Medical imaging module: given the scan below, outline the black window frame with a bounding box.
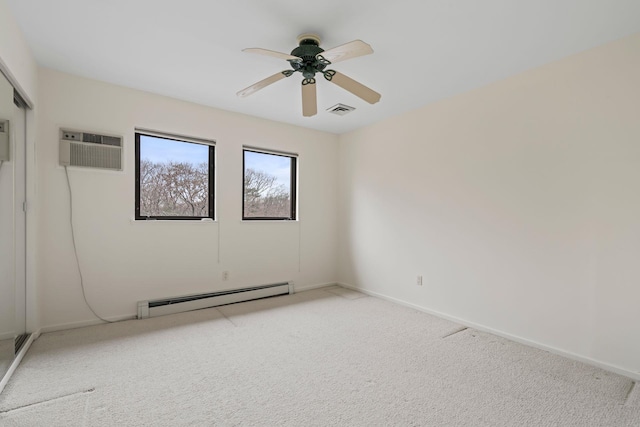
[242,148,297,221]
[135,131,215,220]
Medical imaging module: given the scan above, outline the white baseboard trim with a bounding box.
[337,282,640,381]
[0,331,37,395]
[40,314,137,334]
[293,282,338,293]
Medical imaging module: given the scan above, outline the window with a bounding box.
[135,131,214,220]
[243,148,297,220]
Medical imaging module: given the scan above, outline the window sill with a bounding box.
[130,218,217,224]
[240,219,299,224]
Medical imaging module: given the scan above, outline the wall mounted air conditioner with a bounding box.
[0,119,9,161]
[59,128,122,171]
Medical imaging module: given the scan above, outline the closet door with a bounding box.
[0,72,15,380]
[0,71,27,382]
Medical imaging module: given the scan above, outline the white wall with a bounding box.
[338,33,640,375]
[37,68,338,330]
[0,0,37,104]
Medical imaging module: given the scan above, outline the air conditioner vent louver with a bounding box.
[102,136,122,147]
[70,143,121,170]
[327,103,355,116]
[60,128,122,171]
[82,133,102,144]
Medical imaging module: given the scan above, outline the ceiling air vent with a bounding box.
[59,128,123,171]
[327,103,355,116]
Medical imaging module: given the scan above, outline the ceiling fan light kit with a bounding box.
[238,34,381,117]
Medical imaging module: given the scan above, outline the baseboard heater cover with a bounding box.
[137,282,293,319]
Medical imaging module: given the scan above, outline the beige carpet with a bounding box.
[0,286,638,426]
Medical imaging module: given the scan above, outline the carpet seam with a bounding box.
[323,288,368,300]
[0,388,95,414]
[216,307,237,327]
[623,381,636,406]
[441,326,468,339]
[82,386,92,427]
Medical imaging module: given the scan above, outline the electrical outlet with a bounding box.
[222,271,229,281]
[416,275,423,286]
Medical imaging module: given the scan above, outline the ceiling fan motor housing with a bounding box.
[290,37,326,79]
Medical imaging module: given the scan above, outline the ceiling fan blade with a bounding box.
[317,40,373,64]
[243,48,302,63]
[237,71,293,98]
[301,79,317,117]
[324,70,381,104]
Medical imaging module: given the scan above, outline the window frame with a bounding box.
[135,131,215,221]
[242,148,297,221]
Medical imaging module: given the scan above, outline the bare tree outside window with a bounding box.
[243,150,296,220]
[135,134,214,219]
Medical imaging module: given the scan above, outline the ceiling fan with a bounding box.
[237,34,381,117]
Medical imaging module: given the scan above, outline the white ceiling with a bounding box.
[6,0,640,134]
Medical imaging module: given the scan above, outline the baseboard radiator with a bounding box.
[137,282,293,319]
